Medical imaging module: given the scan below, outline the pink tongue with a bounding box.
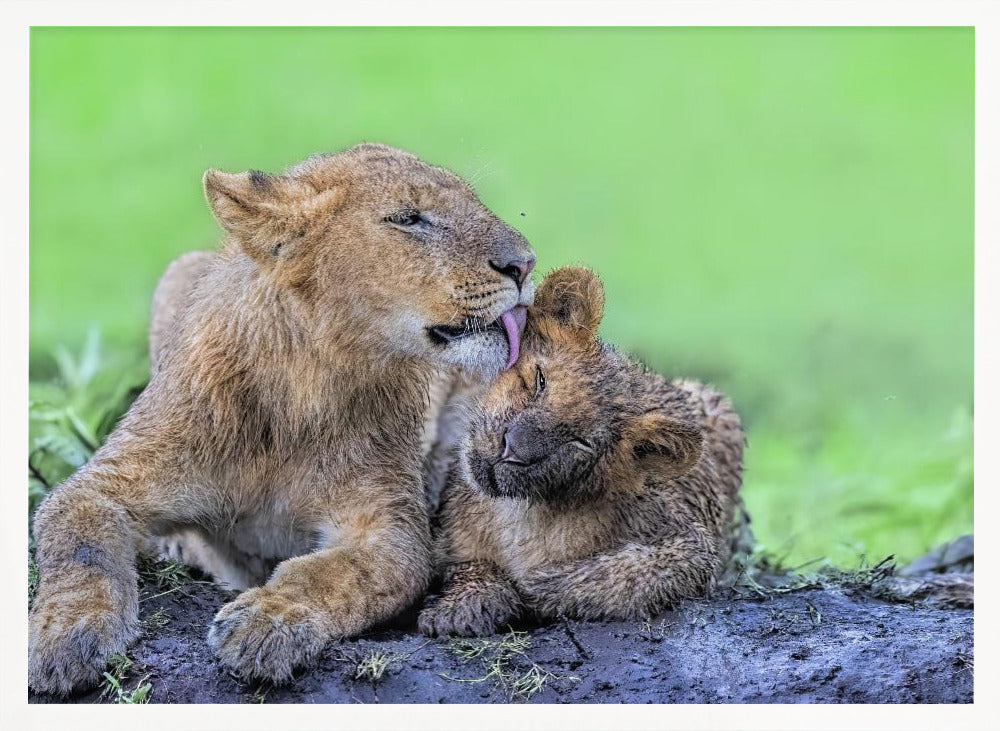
[500,309,521,371]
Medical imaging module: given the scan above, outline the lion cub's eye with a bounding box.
[535,365,546,395]
[384,210,425,227]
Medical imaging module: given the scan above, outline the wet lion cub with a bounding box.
[419,267,745,636]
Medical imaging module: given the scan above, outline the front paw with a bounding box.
[418,590,520,637]
[29,593,140,696]
[207,587,329,683]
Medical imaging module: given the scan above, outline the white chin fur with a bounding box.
[438,332,509,377]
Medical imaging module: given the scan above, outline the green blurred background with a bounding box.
[29,27,973,566]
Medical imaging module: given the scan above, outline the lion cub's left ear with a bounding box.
[204,170,311,233]
[624,411,703,479]
[534,266,605,339]
[203,170,342,263]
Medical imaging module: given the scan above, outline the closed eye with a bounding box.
[569,438,595,454]
[383,209,427,227]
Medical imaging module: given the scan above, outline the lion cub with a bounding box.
[29,143,536,694]
[419,267,745,636]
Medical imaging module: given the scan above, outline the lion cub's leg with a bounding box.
[418,561,524,637]
[29,412,197,695]
[417,482,521,637]
[206,474,433,683]
[519,527,722,621]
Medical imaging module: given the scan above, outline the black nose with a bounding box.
[500,421,547,466]
[500,429,529,465]
[489,256,536,289]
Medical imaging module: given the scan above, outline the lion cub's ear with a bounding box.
[534,266,605,338]
[624,411,703,479]
[204,170,304,233]
[203,169,341,262]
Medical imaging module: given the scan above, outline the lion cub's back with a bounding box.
[668,377,751,566]
[670,378,745,501]
[149,250,216,372]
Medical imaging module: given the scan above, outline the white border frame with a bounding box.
[1,2,994,729]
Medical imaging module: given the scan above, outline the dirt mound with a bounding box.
[29,563,973,704]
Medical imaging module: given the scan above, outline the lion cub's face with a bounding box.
[461,267,703,502]
[203,143,535,375]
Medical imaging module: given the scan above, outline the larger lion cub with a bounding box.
[29,144,536,694]
[419,267,745,636]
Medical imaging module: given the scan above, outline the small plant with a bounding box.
[448,631,530,662]
[142,608,170,632]
[832,554,897,590]
[509,664,567,700]
[725,547,898,601]
[442,630,577,702]
[335,642,430,687]
[135,556,215,604]
[640,618,670,639]
[102,673,153,704]
[139,557,192,590]
[725,547,824,599]
[100,653,152,704]
[354,650,401,682]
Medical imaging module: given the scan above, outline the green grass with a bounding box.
[100,653,152,704]
[28,331,147,519]
[28,27,972,565]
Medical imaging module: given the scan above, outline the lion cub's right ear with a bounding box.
[203,169,341,262]
[624,411,703,480]
[534,266,605,339]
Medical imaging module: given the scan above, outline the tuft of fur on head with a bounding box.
[532,265,605,339]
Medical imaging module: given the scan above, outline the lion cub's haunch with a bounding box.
[419,267,746,636]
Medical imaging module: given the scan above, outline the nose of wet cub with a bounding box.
[499,420,544,466]
[489,256,536,289]
[500,430,526,465]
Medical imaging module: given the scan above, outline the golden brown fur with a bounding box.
[29,143,535,694]
[151,265,483,587]
[419,267,746,636]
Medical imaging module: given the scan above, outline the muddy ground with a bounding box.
[29,568,973,704]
